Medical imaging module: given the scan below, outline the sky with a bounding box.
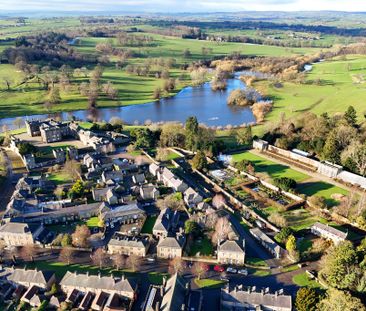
[0,0,366,13]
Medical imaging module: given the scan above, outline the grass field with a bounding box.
[194,278,226,288]
[292,272,322,288]
[47,171,72,185]
[231,151,310,182]
[188,237,214,256]
[255,55,366,134]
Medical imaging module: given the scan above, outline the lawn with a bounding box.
[231,151,310,182]
[248,268,272,277]
[194,278,227,288]
[86,216,101,228]
[299,181,349,206]
[48,171,73,185]
[189,237,214,256]
[148,272,169,285]
[245,257,268,267]
[282,264,300,273]
[141,216,157,234]
[23,261,133,279]
[292,272,321,288]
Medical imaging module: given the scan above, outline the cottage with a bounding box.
[1,268,56,290]
[101,170,124,184]
[249,228,284,259]
[311,222,347,245]
[149,163,160,177]
[221,285,292,311]
[107,233,150,257]
[218,240,246,265]
[60,271,136,300]
[152,208,178,239]
[132,173,145,185]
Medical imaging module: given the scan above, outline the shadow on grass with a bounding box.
[298,181,340,206]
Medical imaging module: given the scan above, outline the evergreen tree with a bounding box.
[295,287,319,311]
[185,116,199,151]
[322,130,340,163]
[344,106,357,127]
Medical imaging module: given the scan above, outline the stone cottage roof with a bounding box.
[219,240,245,254]
[311,222,348,240]
[157,236,183,249]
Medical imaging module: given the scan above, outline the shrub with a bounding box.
[308,195,327,209]
[274,177,297,192]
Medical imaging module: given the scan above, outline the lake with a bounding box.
[0,72,259,131]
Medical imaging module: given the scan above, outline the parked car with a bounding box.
[146,257,156,263]
[238,269,248,276]
[214,265,225,273]
[226,267,237,274]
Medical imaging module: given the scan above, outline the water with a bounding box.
[0,72,260,131]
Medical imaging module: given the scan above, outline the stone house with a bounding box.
[1,267,56,290]
[157,235,184,259]
[92,187,119,205]
[249,228,284,259]
[0,223,39,246]
[217,240,246,265]
[311,222,347,245]
[107,233,150,257]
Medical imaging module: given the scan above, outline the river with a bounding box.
[0,72,261,131]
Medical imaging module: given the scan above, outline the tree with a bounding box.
[72,224,91,248]
[318,288,366,311]
[69,179,85,199]
[236,126,252,145]
[319,241,359,290]
[169,257,186,274]
[19,244,36,262]
[192,262,209,280]
[322,130,341,163]
[153,87,162,100]
[211,216,230,246]
[112,253,126,270]
[184,220,200,237]
[344,106,357,127]
[159,123,186,148]
[308,195,327,209]
[212,193,226,209]
[61,234,72,247]
[268,213,288,228]
[342,142,366,176]
[63,159,81,181]
[91,248,108,269]
[156,193,185,211]
[59,247,75,265]
[275,227,293,244]
[191,151,208,170]
[17,142,37,155]
[48,86,61,106]
[3,77,13,90]
[295,287,319,311]
[13,117,23,129]
[286,234,299,261]
[126,254,141,272]
[273,177,297,192]
[185,116,199,151]
[183,48,191,58]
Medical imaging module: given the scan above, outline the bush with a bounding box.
[308,195,327,209]
[274,177,297,192]
[275,227,293,244]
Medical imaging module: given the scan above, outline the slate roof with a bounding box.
[60,272,135,294]
[0,222,31,234]
[223,286,292,311]
[311,222,348,240]
[161,273,187,311]
[109,233,149,248]
[157,236,183,249]
[219,240,245,254]
[3,268,54,287]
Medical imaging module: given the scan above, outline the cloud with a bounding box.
[0,0,366,12]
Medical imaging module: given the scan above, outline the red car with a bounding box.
[214,265,225,273]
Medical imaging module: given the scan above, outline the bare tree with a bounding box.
[3,77,13,90]
[91,248,108,269]
[192,262,209,280]
[112,253,126,270]
[211,216,230,246]
[168,257,186,275]
[126,254,142,272]
[63,159,81,181]
[212,194,226,209]
[72,225,91,248]
[12,117,24,129]
[19,245,37,262]
[59,247,75,265]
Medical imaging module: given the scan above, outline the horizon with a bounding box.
[2,0,366,15]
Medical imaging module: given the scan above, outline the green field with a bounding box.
[0,24,320,118]
[256,55,366,131]
[231,151,310,182]
[141,216,157,234]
